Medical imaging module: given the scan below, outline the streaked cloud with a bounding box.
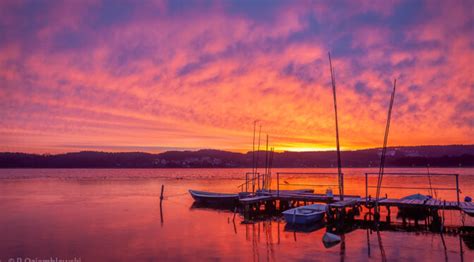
[0,0,472,153]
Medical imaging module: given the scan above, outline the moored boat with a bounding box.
[282,204,327,225]
[189,190,239,206]
[397,193,432,220]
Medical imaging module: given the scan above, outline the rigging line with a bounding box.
[164,192,189,198]
[328,52,344,199]
[426,164,437,198]
[375,79,397,201]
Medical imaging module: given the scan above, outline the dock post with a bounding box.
[277,172,280,197]
[365,173,368,205]
[244,204,250,221]
[455,174,460,205]
[386,206,391,223]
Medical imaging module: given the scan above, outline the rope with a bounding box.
[165,192,189,198]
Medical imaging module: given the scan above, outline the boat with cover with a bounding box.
[397,193,432,220]
[189,190,239,205]
[282,204,327,225]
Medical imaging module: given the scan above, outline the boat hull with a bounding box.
[397,193,432,220]
[189,190,239,206]
[283,212,325,225]
[282,204,327,225]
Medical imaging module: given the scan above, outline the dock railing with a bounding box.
[237,172,262,193]
[275,172,341,197]
[364,172,460,205]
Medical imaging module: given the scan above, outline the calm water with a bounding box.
[0,168,472,261]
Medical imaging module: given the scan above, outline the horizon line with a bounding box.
[1,143,473,156]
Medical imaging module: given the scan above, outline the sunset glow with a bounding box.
[0,0,473,153]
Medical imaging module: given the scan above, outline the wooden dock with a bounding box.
[361,197,474,212]
[238,191,474,222]
[233,171,472,230]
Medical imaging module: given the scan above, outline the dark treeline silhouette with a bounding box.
[0,145,473,168]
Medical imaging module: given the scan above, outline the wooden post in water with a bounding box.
[455,174,460,205]
[277,172,280,197]
[160,184,164,226]
[160,184,165,202]
[365,173,369,205]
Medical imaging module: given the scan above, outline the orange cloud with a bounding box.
[0,0,472,153]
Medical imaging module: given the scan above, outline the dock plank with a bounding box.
[426,199,436,206]
[329,199,359,208]
[240,195,273,204]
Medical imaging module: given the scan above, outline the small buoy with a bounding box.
[322,232,341,248]
[465,196,472,202]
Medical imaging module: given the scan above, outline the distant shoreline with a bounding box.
[1,145,473,168]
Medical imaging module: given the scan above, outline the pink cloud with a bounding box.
[0,0,473,153]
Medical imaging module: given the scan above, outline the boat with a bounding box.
[397,193,432,220]
[401,193,432,202]
[282,204,327,225]
[189,190,239,206]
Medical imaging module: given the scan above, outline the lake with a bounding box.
[0,168,472,261]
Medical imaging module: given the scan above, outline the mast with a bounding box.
[252,120,257,175]
[255,125,262,190]
[269,147,274,190]
[375,79,397,202]
[328,52,344,200]
[264,134,269,190]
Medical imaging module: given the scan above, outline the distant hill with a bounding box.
[0,145,473,168]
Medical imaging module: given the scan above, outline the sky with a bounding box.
[0,0,473,154]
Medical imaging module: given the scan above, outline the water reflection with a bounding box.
[284,221,325,233]
[0,168,472,261]
[237,217,471,261]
